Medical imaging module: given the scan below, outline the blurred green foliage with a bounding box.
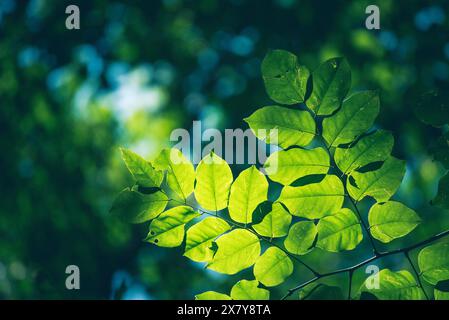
[0,0,448,299]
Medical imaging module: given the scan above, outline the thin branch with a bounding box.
[404,251,429,300]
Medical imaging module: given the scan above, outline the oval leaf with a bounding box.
[228,166,268,224]
[284,221,317,255]
[368,201,421,243]
[194,152,233,212]
[195,291,232,300]
[418,241,449,285]
[252,202,292,238]
[278,175,345,219]
[207,229,261,275]
[253,247,293,287]
[120,148,163,187]
[230,280,270,300]
[244,106,316,149]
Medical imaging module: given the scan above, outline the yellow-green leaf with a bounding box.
[184,217,231,262]
[230,280,269,300]
[244,106,316,149]
[284,221,317,255]
[194,152,233,211]
[252,202,292,238]
[418,241,449,285]
[195,291,232,300]
[278,175,345,219]
[207,229,260,275]
[120,148,163,187]
[228,166,268,224]
[264,147,330,185]
[145,206,199,247]
[253,247,293,287]
[368,201,421,243]
[154,148,195,201]
[317,208,363,252]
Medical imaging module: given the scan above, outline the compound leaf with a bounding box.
[154,148,195,201]
[284,221,317,255]
[360,269,424,300]
[317,208,363,252]
[207,229,260,275]
[278,175,345,219]
[120,148,163,187]
[368,201,421,243]
[194,152,233,212]
[307,57,351,115]
[418,241,449,285]
[264,147,330,185]
[110,188,168,223]
[261,49,309,104]
[252,202,292,238]
[253,247,293,287]
[228,166,268,224]
[145,206,200,247]
[334,130,394,174]
[230,280,270,300]
[244,106,315,149]
[347,157,406,202]
[184,217,231,262]
[322,91,380,147]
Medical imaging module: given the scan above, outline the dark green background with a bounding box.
[0,0,448,299]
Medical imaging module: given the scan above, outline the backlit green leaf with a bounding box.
[110,188,168,223]
[228,166,268,224]
[253,247,293,287]
[154,148,195,201]
[264,147,330,185]
[322,91,380,147]
[145,206,199,247]
[252,202,292,238]
[284,221,317,255]
[230,280,270,300]
[347,157,406,202]
[194,152,233,212]
[184,217,231,262]
[317,208,363,252]
[278,175,345,219]
[195,291,232,300]
[244,106,315,149]
[334,130,394,174]
[120,148,163,187]
[360,269,424,300]
[368,201,421,243]
[261,49,309,105]
[418,241,449,285]
[207,229,261,275]
[307,57,351,115]
[432,172,449,210]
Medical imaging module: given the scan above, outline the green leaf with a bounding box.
[207,229,261,275]
[195,291,232,300]
[430,132,449,169]
[194,152,233,212]
[360,269,424,300]
[368,201,421,243]
[414,90,449,127]
[278,175,345,219]
[252,202,292,238]
[184,217,231,262]
[120,148,163,187]
[307,57,351,115]
[435,289,449,300]
[435,280,449,300]
[253,247,293,287]
[144,206,199,247]
[334,130,394,174]
[322,91,380,147]
[284,221,317,255]
[244,106,316,149]
[317,208,363,252]
[230,280,270,300]
[299,284,345,300]
[154,148,195,201]
[261,49,309,105]
[418,241,449,285]
[264,147,330,185]
[228,166,268,224]
[110,188,168,223]
[431,172,449,210]
[347,157,406,202]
